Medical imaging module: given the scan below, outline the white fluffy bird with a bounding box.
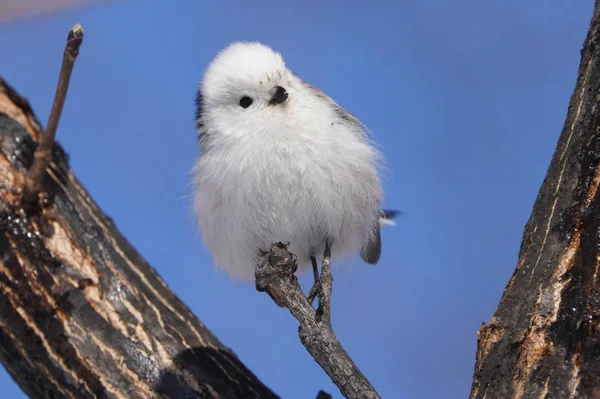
[192,42,394,280]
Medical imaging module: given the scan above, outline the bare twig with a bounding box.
[316,243,332,322]
[256,242,381,399]
[22,23,84,204]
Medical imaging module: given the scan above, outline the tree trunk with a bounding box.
[0,77,277,398]
[470,3,600,398]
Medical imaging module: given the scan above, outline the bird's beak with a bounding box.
[270,86,288,105]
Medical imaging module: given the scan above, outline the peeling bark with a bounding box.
[0,77,277,398]
[470,3,600,398]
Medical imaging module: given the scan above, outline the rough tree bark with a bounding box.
[255,243,379,399]
[0,78,278,397]
[470,3,600,399]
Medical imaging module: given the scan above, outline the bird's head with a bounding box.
[196,42,295,141]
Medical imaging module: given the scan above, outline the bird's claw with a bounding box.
[307,281,323,305]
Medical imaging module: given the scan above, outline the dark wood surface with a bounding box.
[0,77,277,399]
[470,3,600,398]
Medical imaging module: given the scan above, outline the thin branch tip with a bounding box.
[66,24,84,56]
[22,24,84,205]
[71,23,84,36]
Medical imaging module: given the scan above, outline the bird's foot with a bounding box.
[307,281,323,305]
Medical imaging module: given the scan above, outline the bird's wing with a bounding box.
[195,90,215,150]
[301,77,400,264]
[360,223,382,264]
[361,209,400,264]
[299,78,369,137]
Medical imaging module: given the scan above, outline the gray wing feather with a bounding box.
[303,77,399,264]
[299,78,370,138]
[360,223,382,265]
[361,209,400,265]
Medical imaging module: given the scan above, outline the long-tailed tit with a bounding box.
[192,42,395,281]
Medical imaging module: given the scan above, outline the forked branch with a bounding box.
[255,242,380,399]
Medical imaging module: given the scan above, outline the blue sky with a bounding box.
[0,1,593,398]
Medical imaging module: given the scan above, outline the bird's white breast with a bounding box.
[193,95,382,279]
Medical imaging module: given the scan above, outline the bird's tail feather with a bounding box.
[379,209,400,227]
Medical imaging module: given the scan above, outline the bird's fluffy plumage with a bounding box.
[192,42,384,279]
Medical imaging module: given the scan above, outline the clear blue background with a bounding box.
[0,1,593,398]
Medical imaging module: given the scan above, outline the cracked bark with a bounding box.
[0,77,278,398]
[470,3,600,398]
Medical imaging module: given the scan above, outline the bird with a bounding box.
[192,42,395,283]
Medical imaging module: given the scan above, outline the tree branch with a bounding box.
[470,3,600,398]
[256,242,380,399]
[23,23,83,205]
[0,48,279,399]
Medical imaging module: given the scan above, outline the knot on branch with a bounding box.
[255,242,298,297]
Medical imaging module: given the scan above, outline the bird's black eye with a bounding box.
[239,96,253,108]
